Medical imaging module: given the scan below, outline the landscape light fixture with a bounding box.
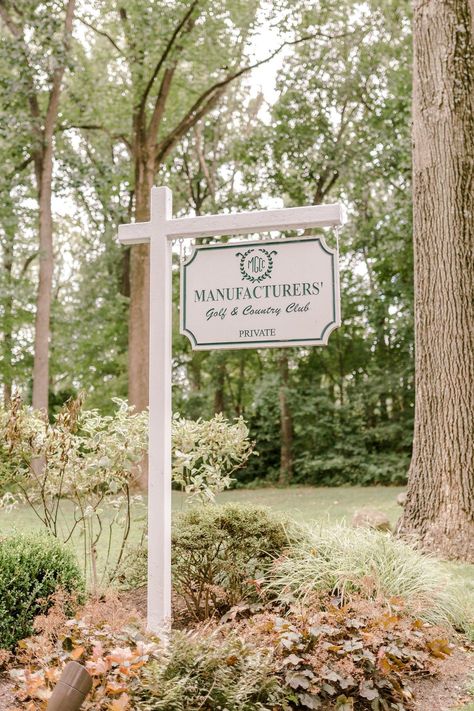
[46,661,92,711]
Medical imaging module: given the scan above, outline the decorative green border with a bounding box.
[180,236,339,349]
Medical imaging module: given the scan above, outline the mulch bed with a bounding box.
[0,588,472,711]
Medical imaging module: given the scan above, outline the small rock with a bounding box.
[352,508,392,532]
[397,492,408,507]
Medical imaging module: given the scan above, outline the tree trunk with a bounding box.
[31,0,76,412]
[128,153,155,412]
[399,0,474,561]
[213,357,226,414]
[1,208,14,406]
[31,150,54,411]
[279,351,293,485]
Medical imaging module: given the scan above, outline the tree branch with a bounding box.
[58,124,132,152]
[155,86,227,167]
[77,15,123,54]
[154,32,324,168]
[43,0,76,144]
[139,0,199,116]
[147,64,177,141]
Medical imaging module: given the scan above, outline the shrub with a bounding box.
[265,524,474,634]
[172,504,293,619]
[1,399,254,586]
[172,413,255,502]
[0,395,148,588]
[135,629,283,711]
[0,532,83,649]
[119,504,294,619]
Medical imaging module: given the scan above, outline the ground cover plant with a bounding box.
[3,507,472,710]
[135,629,284,710]
[6,586,471,711]
[7,591,161,710]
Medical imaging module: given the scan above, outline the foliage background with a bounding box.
[0,0,413,486]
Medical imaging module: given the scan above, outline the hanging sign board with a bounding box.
[180,236,340,350]
[119,188,345,632]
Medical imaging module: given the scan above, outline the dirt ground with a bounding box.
[0,676,18,711]
[410,643,473,710]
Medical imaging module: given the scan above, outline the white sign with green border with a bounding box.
[181,237,340,349]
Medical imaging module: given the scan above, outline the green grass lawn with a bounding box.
[1,485,472,589]
[0,484,405,540]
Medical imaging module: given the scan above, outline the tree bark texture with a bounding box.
[400,0,474,560]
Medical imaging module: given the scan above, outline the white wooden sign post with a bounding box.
[118,186,345,632]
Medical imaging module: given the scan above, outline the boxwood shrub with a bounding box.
[0,531,83,649]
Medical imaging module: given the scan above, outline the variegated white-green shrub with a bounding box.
[172,412,255,503]
[0,395,148,589]
[0,397,254,587]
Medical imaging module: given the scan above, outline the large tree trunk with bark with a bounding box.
[399,0,474,561]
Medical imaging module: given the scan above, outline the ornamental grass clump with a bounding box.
[266,524,474,634]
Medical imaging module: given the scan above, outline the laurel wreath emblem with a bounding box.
[235,248,277,283]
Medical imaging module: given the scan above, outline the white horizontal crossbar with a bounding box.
[118,220,151,245]
[118,203,344,246]
[166,204,344,239]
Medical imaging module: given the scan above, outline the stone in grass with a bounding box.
[352,508,392,532]
[397,492,408,507]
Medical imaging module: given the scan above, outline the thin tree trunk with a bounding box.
[2,209,14,406]
[279,351,293,485]
[32,151,54,411]
[31,0,76,411]
[399,0,474,561]
[213,358,226,414]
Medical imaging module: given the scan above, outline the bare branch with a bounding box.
[193,123,215,200]
[147,65,177,141]
[77,15,123,54]
[21,251,38,275]
[14,154,33,173]
[155,86,227,167]
[58,124,132,152]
